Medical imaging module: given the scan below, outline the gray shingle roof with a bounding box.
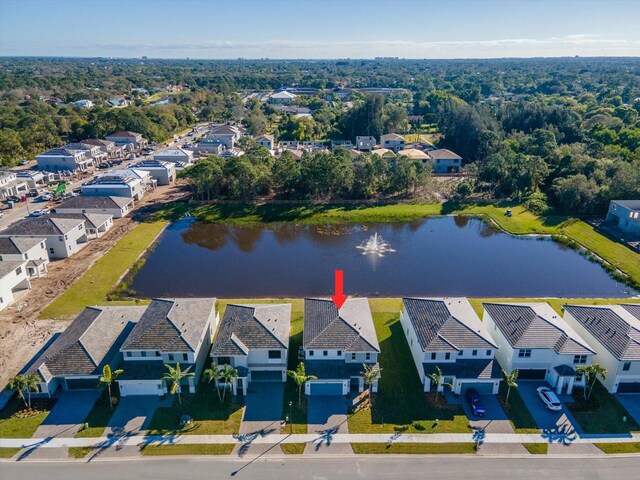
[0,261,26,279]
[28,306,146,381]
[483,303,594,355]
[403,298,497,352]
[303,298,380,352]
[621,304,640,321]
[564,305,640,361]
[50,213,112,229]
[426,359,500,380]
[0,237,44,255]
[0,217,84,237]
[56,195,133,210]
[121,298,216,353]
[212,304,291,356]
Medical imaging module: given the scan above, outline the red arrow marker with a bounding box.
[331,269,348,310]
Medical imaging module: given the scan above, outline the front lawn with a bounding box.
[567,383,640,435]
[281,309,308,434]
[595,442,640,454]
[280,443,306,454]
[0,447,20,458]
[497,382,540,433]
[347,313,471,434]
[68,446,94,458]
[147,387,243,435]
[0,397,51,438]
[140,444,235,456]
[351,443,476,454]
[523,443,548,454]
[75,390,116,438]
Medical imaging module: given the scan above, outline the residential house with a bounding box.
[219,148,245,158]
[255,135,275,151]
[0,261,30,311]
[73,99,94,109]
[325,87,354,101]
[26,305,146,396]
[154,148,194,166]
[35,147,94,172]
[201,125,245,150]
[50,213,113,239]
[269,91,297,105]
[211,303,291,395]
[0,171,28,199]
[331,140,354,151]
[117,298,218,396]
[65,143,108,166]
[370,148,395,157]
[397,148,429,161]
[401,298,500,394]
[564,304,640,393]
[303,298,380,396]
[605,200,640,234]
[428,149,462,174]
[105,131,148,152]
[483,303,595,394]
[194,138,224,156]
[0,217,88,259]
[82,169,154,201]
[278,141,299,151]
[0,237,49,278]
[355,136,377,152]
[131,160,176,185]
[82,139,125,159]
[53,195,133,218]
[16,170,51,190]
[107,95,130,108]
[380,133,406,152]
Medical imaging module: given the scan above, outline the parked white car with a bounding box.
[29,209,49,217]
[536,386,562,411]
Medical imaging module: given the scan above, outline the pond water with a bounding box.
[131,217,636,298]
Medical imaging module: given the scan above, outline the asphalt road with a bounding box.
[1,456,636,480]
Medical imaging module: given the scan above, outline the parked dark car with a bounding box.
[465,388,486,416]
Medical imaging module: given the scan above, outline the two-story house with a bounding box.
[154,148,194,166]
[302,298,380,396]
[483,303,595,394]
[0,237,49,278]
[380,133,406,153]
[0,171,29,199]
[35,148,94,172]
[131,160,176,185]
[355,136,377,151]
[401,297,500,394]
[0,261,30,312]
[81,169,154,201]
[105,131,148,151]
[202,125,245,150]
[117,298,218,396]
[210,303,291,395]
[0,217,88,259]
[82,139,125,159]
[428,149,463,174]
[564,304,640,393]
[54,195,134,218]
[605,200,640,234]
[255,135,275,151]
[269,91,297,105]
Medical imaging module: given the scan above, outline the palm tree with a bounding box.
[23,373,40,408]
[99,365,124,409]
[218,365,239,402]
[362,363,382,398]
[427,366,450,402]
[501,369,519,404]
[576,364,607,401]
[162,363,195,406]
[287,362,317,406]
[8,375,28,408]
[203,363,223,402]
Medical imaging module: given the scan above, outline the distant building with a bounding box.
[200,125,245,150]
[54,195,133,218]
[131,160,176,185]
[331,140,354,151]
[0,171,28,199]
[397,148,429,160]
[325,87,355,101]
[268,91,297,105]
[82,169,155,201]
[105,131,148,151]
[153,148,194,166]
[82,139,125,159]
[380,133,406,153]
[255,134,275,150]
[15,170,51,190]
[73,99,94,109]
[606,200,640,234]
[35,148,95,172]
[428,149,462,174]
[355,136,377,151]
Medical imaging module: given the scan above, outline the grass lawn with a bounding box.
[143,90,189,104]
[567,383,640,435]
[351,443,476,454]
[68,446,94,459]
[348,312,471,434]
[280,443,306,454]
[595,442,640,454]
[39,221,166,320]
[75,390,116,438]
[497,382,540,433]
[0,447,20,458]
[147,387,243,436]
[281,308,308,434]
[0,397,51,438]
[141,444,235,456]
[523,443,548,454]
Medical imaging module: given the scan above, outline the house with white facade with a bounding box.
[54,195,133,218]
[51,213,113,239]
[117,298,218,396]
[36,147,97,172]
[201,125,245,150]
[73,99,94,109]
[153,148,194,166]
[483,303,595,394]
[0,217,88,259]
[16,170,51,190]
[401,298,500,395]
[269,91,297,105]
[105,131,148,151]
[27,305,146,396]
[355,136,377,151]
[0,237,49,278]
[605,200,640,234]
[564,304,640,393]
[0,261,30,312]
[82,169,154,201]
[82,139,125,159]
[210,303,291,395]
[428,149,463,174]
[380,133,406,152]
[255,135,275,151]
[0,171,28,199]
[131,160,176,185]
[302,298,380,396]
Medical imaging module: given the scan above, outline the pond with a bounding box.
[131,217,636,298]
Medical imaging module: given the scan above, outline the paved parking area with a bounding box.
[107,395,160,436]
[616,394,640,424]
[517,382,582,436]
[240,382,284,434]
[33,390,100,438]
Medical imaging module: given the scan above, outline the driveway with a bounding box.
[306,395,352,455]
[235,382,285,457]
[616,394,640,424]
[107,395,160,436]
[517,382,582,438]
[33,390,100,438]
[458,394,515,434]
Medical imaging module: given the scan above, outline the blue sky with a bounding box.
[1,0,639,58]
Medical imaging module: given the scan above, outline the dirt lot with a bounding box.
[0,183,187,391]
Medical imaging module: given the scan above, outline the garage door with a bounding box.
[65,378,98,390]
[251,370,283,382]
[518,369,547,380]
[617,382,640,393]
[459,382,495,395]
[119,380,162,396]
[309,382,343,396]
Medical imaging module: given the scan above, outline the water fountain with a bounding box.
[356,232,396,257]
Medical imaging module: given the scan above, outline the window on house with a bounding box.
[183,353,188,361]
[309,351,314,357]
[365,353,371,360]
[573,355,587,365]
[472,350,478,356]
[268,350,282,359]
[50,248,54,254]
[351,353,356,360]
[126,351,132,357]
[15,266,22,275]
[458,350,464,356]
[623,362,631,371]
[155,351,161,357]
[445,352,451,360]
[168,354,174,361]
[486,350,492,356]
[431,352,437,360]
[337,350,342,357]
[518,349,532,358]
[141,351,147,357]
[323,350,328,357]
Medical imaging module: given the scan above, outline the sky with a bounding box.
[1,0,639,59]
